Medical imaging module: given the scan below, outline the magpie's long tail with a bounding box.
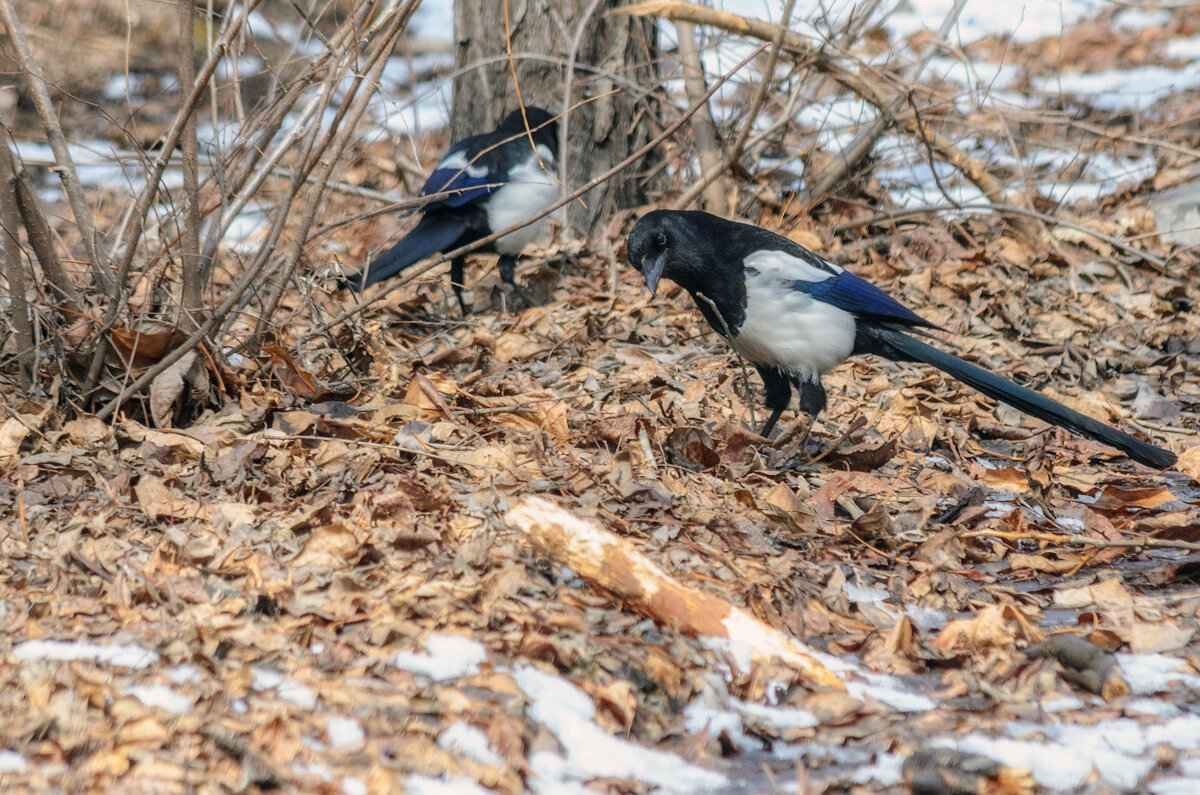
[860,326,1176,469]
[340,214,467,291]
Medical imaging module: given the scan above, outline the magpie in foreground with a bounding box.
[342,107,560,313]
[628,210,1176,469]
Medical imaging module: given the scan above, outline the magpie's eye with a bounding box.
[655,231,668,248]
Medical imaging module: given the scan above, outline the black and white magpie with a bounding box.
[628,210,1176,469]
[342,107,560,313]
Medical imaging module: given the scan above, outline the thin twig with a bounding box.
[805,0,966,203]
[618,0,1010,210]
[254,1,418,338]
[673,0,796,211]
[110,0,260,279]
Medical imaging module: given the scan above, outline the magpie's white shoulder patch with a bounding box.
[438,150,487,178]
[743,248,841,284]
[731,249,855,377]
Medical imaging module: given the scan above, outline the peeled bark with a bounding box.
[451,0,661,234]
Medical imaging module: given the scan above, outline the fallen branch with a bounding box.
[505,496,845,691]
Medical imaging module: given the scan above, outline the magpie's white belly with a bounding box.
[732,269,857,375]
[488,145,559,255]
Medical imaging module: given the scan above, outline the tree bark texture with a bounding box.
[452,0,661,235]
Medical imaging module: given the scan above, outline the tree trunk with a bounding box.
[451,0,661,235]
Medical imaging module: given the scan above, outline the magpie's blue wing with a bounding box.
[419,126,521,209]
[420,169,493,207]
[793,270,939,329]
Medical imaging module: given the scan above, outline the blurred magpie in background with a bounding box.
[342,107,560,313]
[628,210,1176,469]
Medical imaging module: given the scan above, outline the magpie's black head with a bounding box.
[627,210,720,296]
[497,106,559,152]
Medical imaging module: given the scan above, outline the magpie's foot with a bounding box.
[490,281,533,313]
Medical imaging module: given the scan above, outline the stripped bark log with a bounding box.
[505,496,845,692]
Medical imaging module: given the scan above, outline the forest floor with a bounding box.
[2,1,1200,793]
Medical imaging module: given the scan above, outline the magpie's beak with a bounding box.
[641,252,667,296]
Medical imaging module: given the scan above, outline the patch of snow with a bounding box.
[1032,64,1200,112]
[14,639,159,669]
[394,634,488,682]
[1166,36,1200,62]
[843,583,893,606]
[380,80,453,140]
[1117,653,1200,694]
[846,673,936,712]
[216,57,264,82]
[291,761,333,782]
[514,665,726,793]
[167,664,202,684]
[223,206,273,255]
[923,56,1021,91]
[848,752,904,786]
[382,53,456,88]
[950,734,1098,790]
[341,777,367,795]
[683,676,817,753]
[887,0,1104,46]
[1113,8,1172,33]
[950,713,1200,791]
[1151,779,1200,795]
[905,605,948,631]
[1040,695,1086,712]
[126,684,194,715]
[0,751,26,773]
[326,717,364,750]
[439,722,501,766]
[1124,697,1181,718]
[251,667,317,709]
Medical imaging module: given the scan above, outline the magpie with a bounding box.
[628,210,1176,469]
[342,107,560,313]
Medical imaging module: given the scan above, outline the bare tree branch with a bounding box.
[805,0,966,203]
[674,20,734,213]
[2,126,81,313]
[178,0,206,333]
[0,137,34,389]
[0,0,112,291]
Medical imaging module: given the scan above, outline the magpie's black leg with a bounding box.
[757,365,793,437]
[791,376,827,448]
[497,254,531,310]
[450,256,469,316]
[497,254,518,289]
